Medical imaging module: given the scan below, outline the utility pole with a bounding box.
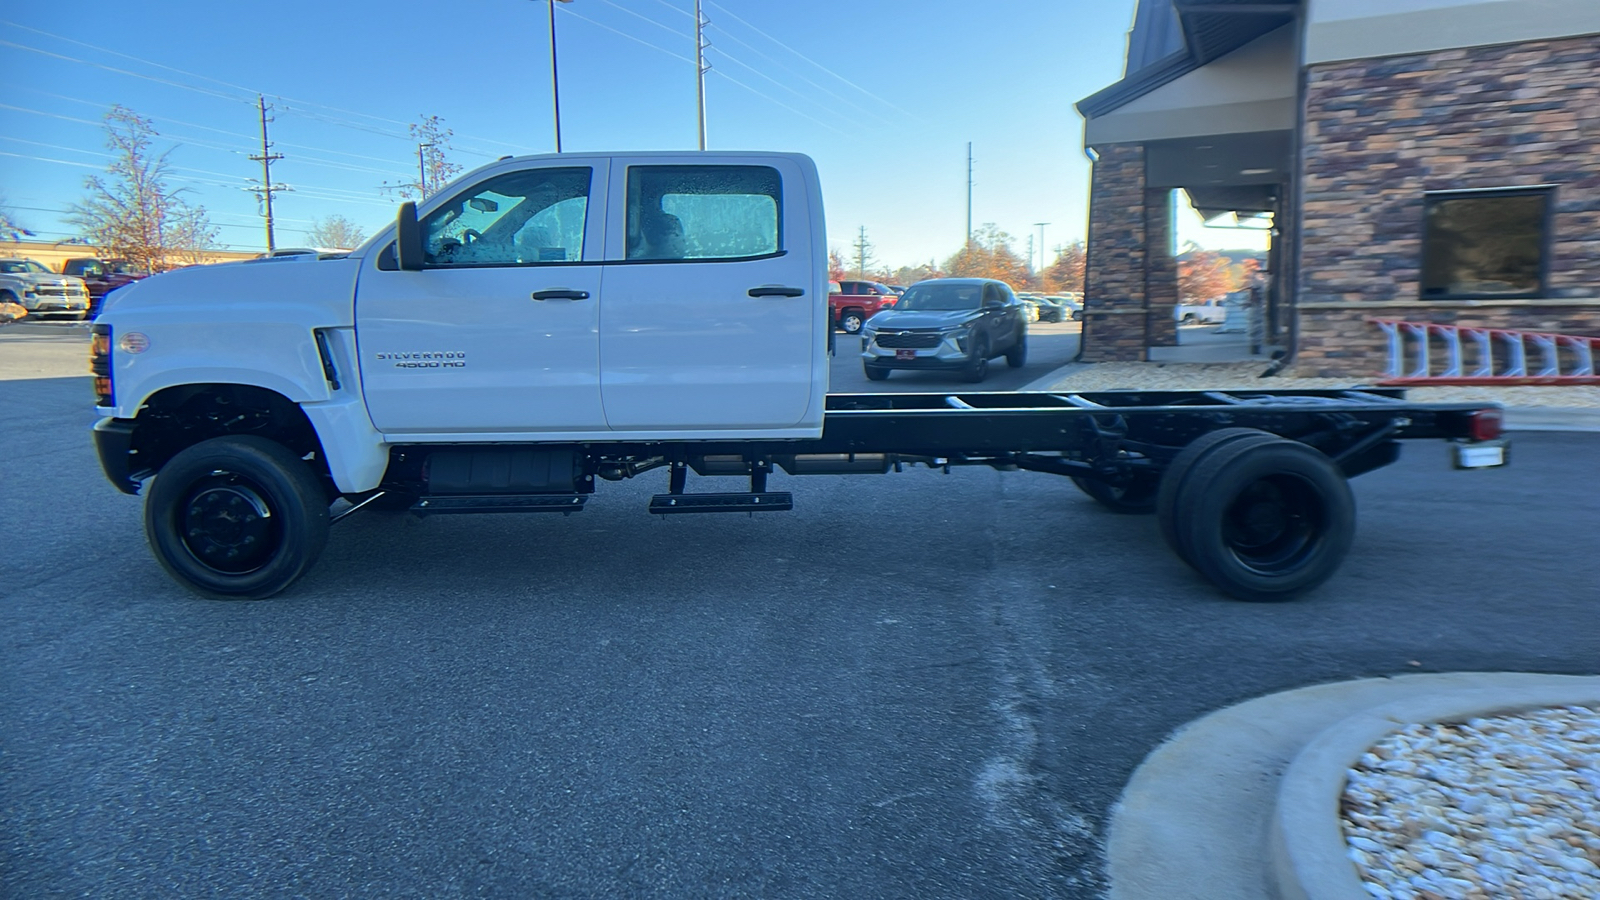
[249,95,287,252]
[545,0,572,152]
[695,0,709,150]
[417,142,435,198]
[965,142,973,247]
[1033,222,1050,271]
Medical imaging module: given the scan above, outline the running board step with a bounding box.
[412,494,587,516]
[648,492,793,514]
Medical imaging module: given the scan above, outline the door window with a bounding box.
[420,167,591,267]
[625,165,781,261]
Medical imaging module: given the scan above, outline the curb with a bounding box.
[1106,672,1600,900]
[1271,675,1600,900]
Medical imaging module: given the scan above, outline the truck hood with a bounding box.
[4,273,85,290]
[99,256,362,325]
[867,308,982,330]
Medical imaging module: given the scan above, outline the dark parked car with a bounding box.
[60,258,150,317]
[859,278,1026,382]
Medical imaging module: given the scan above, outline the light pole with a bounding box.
[1033,222,1050,271]
[538,0,574,152]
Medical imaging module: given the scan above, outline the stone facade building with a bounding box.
[1076,0,1600,377]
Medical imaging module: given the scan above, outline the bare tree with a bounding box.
[385,115,464,200]
[0,193,33,242]
[306,215,367,250]
[66,106,216,271]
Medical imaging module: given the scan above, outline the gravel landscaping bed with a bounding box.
[1038,361,1600,410]
[1341,706,1600,900]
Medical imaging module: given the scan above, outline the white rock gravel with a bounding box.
[1341,706,1600,900]
[1039,361,1600,409]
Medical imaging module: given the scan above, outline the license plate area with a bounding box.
[1452,440,1508,469]
[896,349,916,360]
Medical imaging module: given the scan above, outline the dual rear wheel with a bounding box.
[1074,428,1355,601]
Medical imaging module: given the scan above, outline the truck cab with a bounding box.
[828,280,898,334]
[94,151,830,497]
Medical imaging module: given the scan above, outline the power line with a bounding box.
[703,1,920,121]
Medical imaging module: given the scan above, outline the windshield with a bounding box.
[894,283,982,311]
[107,261,140,275]
[0,260,50,274]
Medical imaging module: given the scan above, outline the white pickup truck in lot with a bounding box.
[89,151,1507,602]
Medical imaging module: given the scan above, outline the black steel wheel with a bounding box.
[144,435,330,600]
[1156,428,1283,567]
[1175,439,1355,602]
[863,364,891,381]
[840,310,865,334]
[963,336,990,383]
[1071,475,1158,513]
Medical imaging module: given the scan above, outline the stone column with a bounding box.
[1144,188,1179,347]
[1082,143,1150,362]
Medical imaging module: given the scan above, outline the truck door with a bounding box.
[354,160,609,436]
[598,157,822,432]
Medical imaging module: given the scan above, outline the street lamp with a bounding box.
[1033,222,1050,271]
[535,0,575,152]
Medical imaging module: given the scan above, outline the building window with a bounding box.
[1421,188,1552,299]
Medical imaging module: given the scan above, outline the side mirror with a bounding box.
[396,201,424,271]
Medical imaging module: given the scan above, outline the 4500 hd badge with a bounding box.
[374,351,467,369]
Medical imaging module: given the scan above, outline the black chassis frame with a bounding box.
[366,387,1497,499]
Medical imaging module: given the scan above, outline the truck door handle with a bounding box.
[531,289,590,301]
[747,284,805,298]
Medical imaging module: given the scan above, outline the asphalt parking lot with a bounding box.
[4,327,1598,898]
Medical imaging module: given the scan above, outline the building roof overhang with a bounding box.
[1077,0,1297,122]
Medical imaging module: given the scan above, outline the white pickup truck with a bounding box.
[90,151,1507,602]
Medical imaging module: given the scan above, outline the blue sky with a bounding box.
[0,0,1266,268]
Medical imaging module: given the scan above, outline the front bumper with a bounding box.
[92,417,143,495]
[860,332,972,368]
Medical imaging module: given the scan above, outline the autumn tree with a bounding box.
[828,248,848,283]
[386,115,463,200]
[944,224,1030,286]
[1040,242,1086,295]
[67,105,217,272]
[306,214,367,250]
[887,262,942,286]
[1178,250,1234,303]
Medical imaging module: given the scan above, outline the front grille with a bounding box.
[37,285,86,298]
[875,330,943,349]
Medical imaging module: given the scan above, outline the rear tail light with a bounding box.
[1467,408,1503,441]
[90,324,113,407]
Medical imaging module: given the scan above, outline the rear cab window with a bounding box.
[624,165,782,262]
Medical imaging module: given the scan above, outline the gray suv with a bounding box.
[859,278,1027,383]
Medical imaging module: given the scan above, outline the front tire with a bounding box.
[963,336,990,383]
[863,364,891,381]
[144,435,330,600]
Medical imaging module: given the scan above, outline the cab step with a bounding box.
[648,491,794,514]
[411,494,587,516]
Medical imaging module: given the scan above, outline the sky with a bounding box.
[0,0,1267,270]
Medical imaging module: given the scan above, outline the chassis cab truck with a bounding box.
[89,152,1507,602]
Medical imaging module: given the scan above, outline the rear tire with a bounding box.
[144,435,330,600]
[1156,428,1284,567]
[1005,333,1027,368]
[1071,475,1157,513]
[1175,439,1355,602]
[840,310,865,334]
[863,364,891,381]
